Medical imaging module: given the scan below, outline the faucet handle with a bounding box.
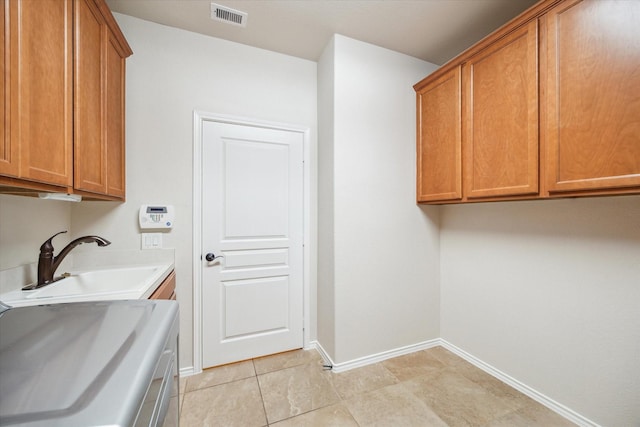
[40,231,68,252]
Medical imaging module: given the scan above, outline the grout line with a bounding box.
[253,357,271,426]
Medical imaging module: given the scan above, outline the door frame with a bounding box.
[192,110,312,373]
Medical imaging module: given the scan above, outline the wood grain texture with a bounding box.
[74,0,107,194]
[106,32,126,198]
[0,1,14,176]
[10,0,73,186]
[1,0,129,199]
[464,20,539,198]
[74,0,127,199]
[545,0,640,192]
[416,66,462,202]
[150,271,176,300]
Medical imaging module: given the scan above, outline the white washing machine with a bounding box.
[0,299,179,427]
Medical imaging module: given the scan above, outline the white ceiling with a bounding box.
[106,0,539,65]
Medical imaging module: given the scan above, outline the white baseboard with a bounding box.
[311,338,598,427]
[438,340,600,427]
[312,339,440,373]
[307,340,333,368]
[179,366,199,378]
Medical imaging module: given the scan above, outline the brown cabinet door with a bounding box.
[74,0,108,194]
[463,20,539,199]
[416,66,462,202]
[6,0,73,186]
[544,0,640,193]
[0,1,16,176]
[105,32,126,198]
[149,271,176,300]
[74,0,126,199]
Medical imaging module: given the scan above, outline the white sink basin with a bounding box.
[26,265,163,299]
[0,264,173,307]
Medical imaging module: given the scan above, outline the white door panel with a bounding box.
[202,121,304,368]
[222,248,289,269]
[223,139,290,237]
[223,276,290,338]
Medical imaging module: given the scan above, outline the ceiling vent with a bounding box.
[210,3,248,27]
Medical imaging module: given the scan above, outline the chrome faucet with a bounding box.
[23,231,111,290]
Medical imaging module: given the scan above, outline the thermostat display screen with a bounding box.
[147,206,168,213]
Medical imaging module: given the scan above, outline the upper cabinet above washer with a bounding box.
[414,0,640,204]
[543,0,640,195]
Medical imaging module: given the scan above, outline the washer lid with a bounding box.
[0,300,178,426]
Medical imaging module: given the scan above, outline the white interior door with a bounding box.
[201,120,304,368]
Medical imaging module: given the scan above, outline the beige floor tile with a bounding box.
[180,377,267,427]
[486,400,577,426]
[329,362,399,400]
[403,368,518,426]
[424,345,468,367]
[382,349,446,381]
[185,359,255,392]
[425,347,532,409]
[345,382,448,427]
[258,362,341,424]
[179,376,188,394]
[269,403,359,427]
[458,366,533,409]
[253,348,323,375]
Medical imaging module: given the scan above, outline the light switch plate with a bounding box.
[141,233,163,250]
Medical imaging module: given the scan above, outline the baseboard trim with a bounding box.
[439,340,600,427]
[307,340,333,368]
[311,338,599,427]
[179,366,199,378]
[313,339,441,373]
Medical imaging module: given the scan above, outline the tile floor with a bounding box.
[178,346,575,426]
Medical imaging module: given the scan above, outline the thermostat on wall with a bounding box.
[139,204,175,229]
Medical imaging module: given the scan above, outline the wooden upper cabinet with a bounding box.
[105,31,127,198]
[74,0,107,194]
[544,0,640,193]
[3,0,73,187]
[415,0,640,204]
[0,0,130,198]
[0,1,12,175]
[74,0,129,199]
[463,20,539,199]
[415,66,462,202]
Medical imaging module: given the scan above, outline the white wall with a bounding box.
[0,195,71,271]
[318,35,441,364]
[317,38,336,358]
[440,195,640,426]
[72,14,317,370]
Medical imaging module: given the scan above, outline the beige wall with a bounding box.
[317,35,441,364]
[71,13,318,371]
[440,195,640,426]
[0,195,72,271]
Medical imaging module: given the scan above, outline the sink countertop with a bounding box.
[0,249,175,308]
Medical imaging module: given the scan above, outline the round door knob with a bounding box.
[205,253,216,262]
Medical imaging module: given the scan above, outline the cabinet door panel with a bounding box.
[149,271,176,300]
[464,20,538,199]
[0,1,16,176]
[10,0,73,186]
[545,0,640,192]
[416,67,462,202]
[74,0,107,194]
[106,33,126,198]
